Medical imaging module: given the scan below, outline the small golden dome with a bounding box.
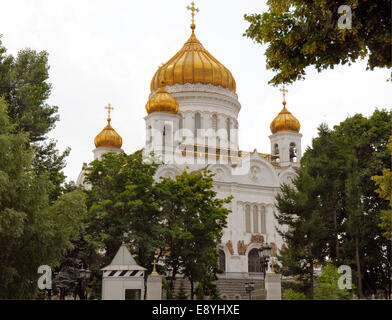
[94,118,123,149]
[150,26,236,93]
[146,85,179,114]
[270,102,301,134]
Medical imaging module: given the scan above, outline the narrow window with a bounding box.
[245,205,251,233]
[260,207,266,233]
[148,125,152,143]
[195,113,201,136]
[274,144,279,155]
[253,206,259,233]
[227,118,231,143]
[290,143,297,162]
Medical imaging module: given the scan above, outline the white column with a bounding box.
[230,119,239,151]
[183,112,194,144]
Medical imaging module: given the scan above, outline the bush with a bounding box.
[195,283,205,300]
[162,278,173,300]
[283,288,307,300]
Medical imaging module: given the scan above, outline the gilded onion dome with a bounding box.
[146,85,179,114]
[150,24,236,93]
[94,117,123,149]
[270,102,301,134]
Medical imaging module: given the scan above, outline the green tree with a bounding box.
[176,280,188,300]
[372,137,392,241]
[52,232,99,300]
[244,0,391,85]
[162,277,173,300]
[0,98,86,298]
[275,173,329,299]
[0,36,68,201]
[333,110,391,298]
[195,283,205,300]
[283,288,307,300]
[314,263,353,300]
[84,151,163,298]
[206,283,221,300]
[156,170,231,300]
[275,109,392,299]
[0,37,58,142]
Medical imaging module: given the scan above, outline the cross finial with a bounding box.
[280,86,288,106]
[105,104,114,121]
[152,260,158,275]
[187,1,199,30]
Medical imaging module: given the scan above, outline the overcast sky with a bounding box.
[1,0,391,181]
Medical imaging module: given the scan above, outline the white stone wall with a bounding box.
[93,147,122,161]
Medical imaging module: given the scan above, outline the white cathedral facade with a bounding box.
[77,16,302,279]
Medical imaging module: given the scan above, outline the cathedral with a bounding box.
[76,3,302,297]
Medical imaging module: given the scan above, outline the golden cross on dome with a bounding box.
[105,104,114,120]
[280,86,288,104]
[187,1,199,26]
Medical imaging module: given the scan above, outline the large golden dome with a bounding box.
[270,102,301,134]
[94,118,123,149]
[150,25,236,93]
[146,85,179,114]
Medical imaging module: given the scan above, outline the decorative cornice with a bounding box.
[168,83,238,100]
[149,83,241,112]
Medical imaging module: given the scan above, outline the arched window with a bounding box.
[274,144,280,162]
[274,144,279,155]
[195,112,201,136]
[290,143,297,162]
[253,206,259,233]
[248,248,262,273]
[218,250,226,272]
[245,205,251,233]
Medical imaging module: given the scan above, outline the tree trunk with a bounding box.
[355,234,363,298]
[310,261,314,300]
[388,243,392,300]
[169,266,178,292]
[144,275,148,300]
[190,279,194,301]
[333,208,339,260]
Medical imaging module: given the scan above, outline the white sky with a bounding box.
[1,0,391,182]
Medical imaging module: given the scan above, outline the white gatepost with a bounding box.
[101,243,146,300]
[265,273,282,300]
[146,262,162,300]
